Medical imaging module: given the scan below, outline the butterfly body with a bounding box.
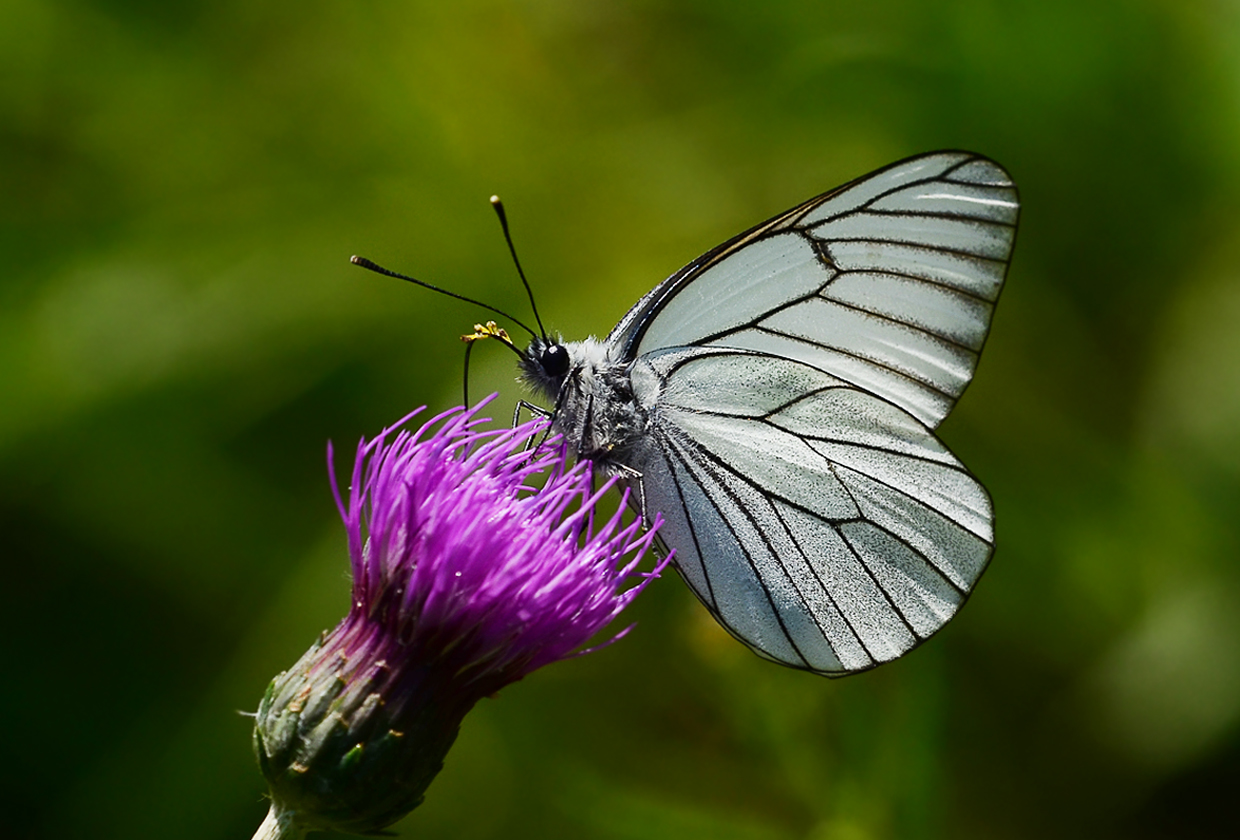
[520,335,648,466]
[519,151,1018,676]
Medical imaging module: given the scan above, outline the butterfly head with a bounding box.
[519,335,572,398]
[538,342,570,378]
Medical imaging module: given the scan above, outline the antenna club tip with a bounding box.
[350,255,363,264]
[490,195,502,206]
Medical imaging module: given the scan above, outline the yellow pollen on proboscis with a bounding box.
[460,321,513,346]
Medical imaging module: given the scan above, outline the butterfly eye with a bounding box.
[540,344,570,378]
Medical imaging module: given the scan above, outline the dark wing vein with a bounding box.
[661,426,812,669]
[818,237,1010,265]
[667,419,920,660]
[747,326,959,399]
[832,267,996,306]
[650,430,719,612]
[805,291,983,354]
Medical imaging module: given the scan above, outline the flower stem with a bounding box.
[252,803,306,840]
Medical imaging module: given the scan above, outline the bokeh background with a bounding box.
[4,1,1240,838]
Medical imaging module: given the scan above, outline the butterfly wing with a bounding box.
[610,151,1019,429]
[627,348,992,675]
[613,151,1017,673]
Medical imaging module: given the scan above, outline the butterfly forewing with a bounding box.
[610,151,1018,429]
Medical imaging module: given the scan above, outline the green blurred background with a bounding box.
[4,1,1239,838]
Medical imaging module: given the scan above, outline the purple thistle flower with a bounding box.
[251,399,669,839]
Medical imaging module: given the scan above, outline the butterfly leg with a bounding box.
[610,461,650,527]
[513,400,554,451]
[514,371,579,451]
[513,399,553,426]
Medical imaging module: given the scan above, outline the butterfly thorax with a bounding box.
[520,336,647,470]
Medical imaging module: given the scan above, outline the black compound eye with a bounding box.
[540,344,570,378]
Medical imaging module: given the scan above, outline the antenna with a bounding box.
[490,196,549,341]
[349,255,538,340]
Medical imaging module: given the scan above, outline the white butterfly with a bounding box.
[517,151,1019,676]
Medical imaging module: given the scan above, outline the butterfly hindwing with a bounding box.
[629,348,993,675]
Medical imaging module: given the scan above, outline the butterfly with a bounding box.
[516,151,1017,676]
[356,150,1018,676]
